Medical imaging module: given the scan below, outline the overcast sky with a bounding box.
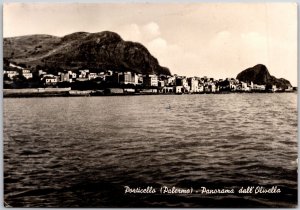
[4,3,297,86]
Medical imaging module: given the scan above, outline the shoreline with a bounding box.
[3,88,296,98]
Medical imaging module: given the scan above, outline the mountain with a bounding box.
[236,64,292,89]
[4,31,171,75]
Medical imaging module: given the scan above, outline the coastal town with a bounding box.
[3,63,295,97]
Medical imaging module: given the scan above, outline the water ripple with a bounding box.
[4,93,297,207]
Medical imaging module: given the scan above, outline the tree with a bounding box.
[3,58,10,67]
[3,74,11,81]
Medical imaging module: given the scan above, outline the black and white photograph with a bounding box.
[3,2,298,208]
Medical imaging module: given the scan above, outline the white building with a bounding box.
[119,72,138,85]
[144,74,158,87]
[22,69,31,74]
[198,84,204,92]
[44,76,57,85]
[241,82,250,92]
[88,73,98,80]
[5,70,19,79]
[58,71,75,82]
[158,80,165,87]
[188,77,200,93]
[252,84,266,91]
[167,76,176,86]
[38,70,47,76]
[22,73,33,79]
[271,85,277,92]
[72,72,77,79]
[175,86,184,94]
[79,70,90,78]
[106,70,113,76]
[41,74,55,80]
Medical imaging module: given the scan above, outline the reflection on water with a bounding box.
[4,93,297,207]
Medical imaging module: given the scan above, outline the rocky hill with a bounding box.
[236,64,292,89]
[4,31,171,75]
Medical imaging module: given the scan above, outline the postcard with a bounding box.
[3,2,297,208]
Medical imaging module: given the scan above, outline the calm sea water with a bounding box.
[4,93,298,207]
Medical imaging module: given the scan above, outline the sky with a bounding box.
[3,3,298,86]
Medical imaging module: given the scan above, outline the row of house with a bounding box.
[4,64,33,80]
[39,69,160,87]
[4,64,287,93]
[40,69,274,93]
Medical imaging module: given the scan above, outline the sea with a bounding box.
[3,93,298,207]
